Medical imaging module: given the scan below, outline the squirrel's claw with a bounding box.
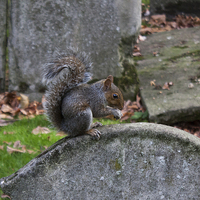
[86,129,101,140]
[90,122,103,128]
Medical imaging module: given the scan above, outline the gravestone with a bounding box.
[8,0,141,101]
[1,123,200,199]
[0,0,7,92]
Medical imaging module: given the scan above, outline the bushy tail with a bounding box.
[43,48,92,130]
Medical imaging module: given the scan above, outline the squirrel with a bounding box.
[43,48,124,139]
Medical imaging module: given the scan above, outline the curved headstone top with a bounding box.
[1,123,200,200]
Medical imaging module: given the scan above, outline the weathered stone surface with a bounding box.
[0,0,7,92]
[150,0,200,19]
[8,0,141,100]
[137,26,200,124]
[1,123,200,199]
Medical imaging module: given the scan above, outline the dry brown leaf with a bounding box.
[4,91,20,108]
[20,108,28,115]
[1,104,14,114]
[27,115,35,119]
[26,149,35,154]
[1,194,11,199]
[0,113,14,119]
[162,82,170,90]
[0,93,5,105]
[138,35,146,41]
[32,126,51,135]
[0,119,16,126]
[133,46,140,52]
[19,93,29,109]
[136,95,141,109]
[150,80,156,86]
[150,14,166,26]
[3,141,12,145]
[133,52,142,57]
[167,21,177,29]
[0,145,4,150]
[13,140,22,148]
[56,131,66,137]
[7,146,25,154]
[128,105,139,110]
[4,131,14,135]
[140,27,152,35]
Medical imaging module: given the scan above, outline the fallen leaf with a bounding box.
[20,109,28,115]
[136,95,141,109]
[140,27,152,35]
[3,141,12,145]
[150,80,156,86]
[0,113,14,119]
[13,140,23,148]
[133,52,142,57]
[0,145,4,150]
[133,45,140,52]
[154,85,162,90]
[0,93,5,105]
[138,35,146,41]
[0,119,17,126]
[32,126,51,135]
[188,83,194,88]
[162,82,170,90]
[56,131,66,137]
[150,14,166,26]
[7,146,25,154]
[128,105,139,110]
[26,149,35,154]
[19,93,29,109]
[4,91,20,108]
[1,104,14,114]
[4,131,14,135]
[1,194,11,199]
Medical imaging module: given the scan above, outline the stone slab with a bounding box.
[0,0,7,92]
[137,26,200,124]
[1,123,200,199]
[8,0,141,100]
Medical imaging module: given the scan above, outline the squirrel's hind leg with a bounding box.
[86,129,101,140]
[61,107,101,139]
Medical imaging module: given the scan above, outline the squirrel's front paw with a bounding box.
[86,129,101,140]
[112,109,123,119]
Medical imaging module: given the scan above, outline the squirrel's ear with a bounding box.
[104,75,113,90]
[107,75,113,83]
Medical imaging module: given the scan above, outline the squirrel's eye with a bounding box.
[113,94,118,99]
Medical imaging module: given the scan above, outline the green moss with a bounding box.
[167,50,200,62]
[115,159,122,171]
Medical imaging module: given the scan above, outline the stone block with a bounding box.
[137,26,200,124]
[8,0,141,100]
[1,123,200,199]
[0,0,7,92]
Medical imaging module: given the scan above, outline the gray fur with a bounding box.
[43,48,93,131]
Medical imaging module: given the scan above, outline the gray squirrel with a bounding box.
[43,48,124,139]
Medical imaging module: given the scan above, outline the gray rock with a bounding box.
[0,0,7,92]
[137,26,200,124]
[1,123,200,199]
[8,0,141,100]
[150,0,200,19]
